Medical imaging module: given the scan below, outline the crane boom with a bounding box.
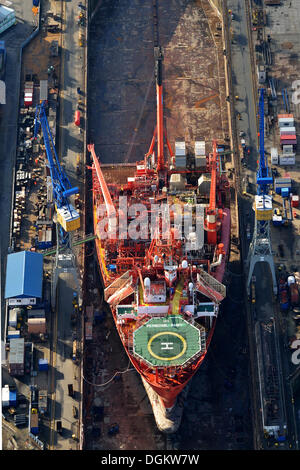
[88,144,116,221]
[257,88,272,194]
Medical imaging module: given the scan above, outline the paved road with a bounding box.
[58,0,85,186]
[51,272,80,449]
[227,0,296,450]
[48,0,85,450]
[227,0,274,315]
[0,1,38,338]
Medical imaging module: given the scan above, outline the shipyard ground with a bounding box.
[0,0,38,338]
[229,0,300,449]
[85,0,253,450]
[2,0,86,450]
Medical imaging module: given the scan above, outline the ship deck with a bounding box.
[101,164,136,186]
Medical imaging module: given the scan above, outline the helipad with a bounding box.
[133,315,202,367]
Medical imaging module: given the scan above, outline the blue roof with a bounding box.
[5,251,43,299]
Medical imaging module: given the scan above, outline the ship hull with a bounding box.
[93,203,230,431]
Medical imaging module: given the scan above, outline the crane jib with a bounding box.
[63,187,79,198]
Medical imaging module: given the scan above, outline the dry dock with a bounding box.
[85,0,252,450]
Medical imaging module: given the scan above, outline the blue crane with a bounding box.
[256,88,273,195]
[34,101,80,232]
[247,88,277,296]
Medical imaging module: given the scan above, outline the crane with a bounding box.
[247,88,277,295]
[205,139,219,245]
[254,88,273,221]
[34,101,80,233]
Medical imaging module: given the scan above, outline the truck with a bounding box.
[38,390,47,415]
[30,408,39,435]
[68,383,74,397]
[56,420,62,434]
[73,405,78,419]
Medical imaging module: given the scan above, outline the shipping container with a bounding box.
[9,338,24,376]
[28,317,46,334]
[38,358,48,371]
[28,308,45,319]
[278,114,294,119]
[7,329,20,340]
[291,195,299,208]
[175,156,186,168]
[280,126,296,135]
[275,178,291,194]
[195,140,205,156]
[280,134,296,141]
[282,144,294,154]
[279,155,295,165]
[278,117,294,127]
[175,141,186,156]
[2,385,10,407]
[195,155,206,168]
[9,390,17,407]
[24,81,33,107]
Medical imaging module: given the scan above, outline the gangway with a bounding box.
[41,233,97,257]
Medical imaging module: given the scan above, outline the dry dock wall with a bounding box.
[209,0,222,17]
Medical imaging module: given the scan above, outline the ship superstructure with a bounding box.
[88,47,231,432]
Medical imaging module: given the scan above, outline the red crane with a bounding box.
[206,139,219,245]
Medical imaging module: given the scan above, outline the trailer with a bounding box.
[282,197,293,224]
[38,390,47,415]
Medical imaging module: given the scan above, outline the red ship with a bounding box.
[88,47,231,432]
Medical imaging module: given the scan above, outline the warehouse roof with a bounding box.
[0,5,14,21]
[5,251,43,299]
[9,338,24,364]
